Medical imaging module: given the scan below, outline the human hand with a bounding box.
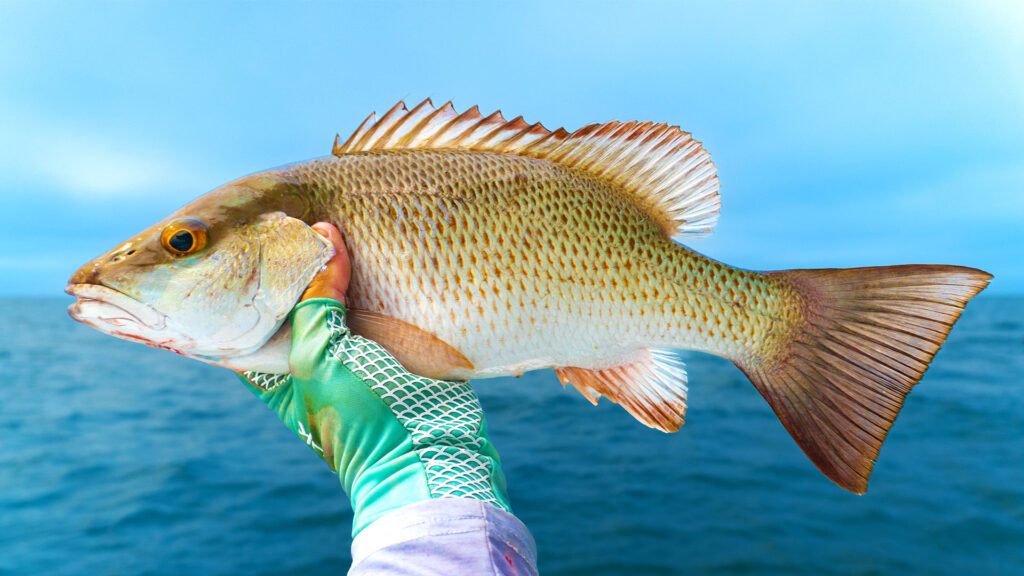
[237,221,510,537]
[300,222,350,305]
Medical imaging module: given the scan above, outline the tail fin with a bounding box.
[736,265,991,494]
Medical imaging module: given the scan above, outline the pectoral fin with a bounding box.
[346,308,474,379]
[555,348,688,433]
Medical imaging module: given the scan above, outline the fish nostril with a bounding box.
[109,249,137,263]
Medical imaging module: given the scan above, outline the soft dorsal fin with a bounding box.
[333,99,721,240]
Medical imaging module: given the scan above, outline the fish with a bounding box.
[67,99,991,494]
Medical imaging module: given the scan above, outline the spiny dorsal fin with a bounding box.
[333,99,721,240]
[554,348,688,432]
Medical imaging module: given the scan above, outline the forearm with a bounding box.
[238,222,536,573]
[242,298,510,535]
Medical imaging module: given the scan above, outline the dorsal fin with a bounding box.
[333,99,721,239]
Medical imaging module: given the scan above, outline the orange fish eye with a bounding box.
[160,218,208,256]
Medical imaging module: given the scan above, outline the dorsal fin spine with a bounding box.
[378,99,430,148]
[481,120,513,146]
[400,100,448,146]
[336,114,374,154]
[333,99,721,240]
[430,105,480,148]
[465,111,506,145]
[357,102,404,150]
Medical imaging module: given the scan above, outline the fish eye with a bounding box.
[160,218,208,256]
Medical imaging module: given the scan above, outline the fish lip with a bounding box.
[66,283,168,331]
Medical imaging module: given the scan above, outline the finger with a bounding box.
[311,221,342,246]
[302,222,351,303]
[316,222,350,294]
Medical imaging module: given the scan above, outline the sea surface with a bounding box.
[1,297,1022,575]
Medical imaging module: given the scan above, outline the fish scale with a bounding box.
[287,149,785,377]
[67,99,991,494]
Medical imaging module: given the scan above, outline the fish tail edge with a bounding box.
[736,264,991,494]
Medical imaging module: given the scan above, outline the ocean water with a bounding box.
[1,297,1021,575]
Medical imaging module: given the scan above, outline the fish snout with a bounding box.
[68,260,102,288]
[67,244,142,290]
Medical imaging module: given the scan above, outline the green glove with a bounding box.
[237,298,511,536]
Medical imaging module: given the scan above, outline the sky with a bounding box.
[0,1,1021,296]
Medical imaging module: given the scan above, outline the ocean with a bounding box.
[1,297,1021,575]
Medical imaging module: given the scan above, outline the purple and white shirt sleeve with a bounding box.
[349,497,539,576]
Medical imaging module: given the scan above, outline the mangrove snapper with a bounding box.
[67,99,991,493]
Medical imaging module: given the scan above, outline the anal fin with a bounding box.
[347,308,474,380]
[555,348,688,432]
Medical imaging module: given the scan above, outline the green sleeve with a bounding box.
[238,298,510,536]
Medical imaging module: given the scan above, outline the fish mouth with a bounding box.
[65,283,189,351]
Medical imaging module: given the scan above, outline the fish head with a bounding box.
[66,171,333,372]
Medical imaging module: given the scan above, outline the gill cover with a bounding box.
[164,210,334,363]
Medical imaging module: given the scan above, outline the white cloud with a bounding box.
[32,137,179,198]
[0,108,213,199]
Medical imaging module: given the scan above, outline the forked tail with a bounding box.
[736,265,991,494]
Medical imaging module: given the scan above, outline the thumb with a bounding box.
[302,222,351,304]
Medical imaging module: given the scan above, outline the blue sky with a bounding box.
[1,1,1021,296]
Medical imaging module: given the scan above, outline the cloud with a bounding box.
[30,137,179,198]
[0,108,212,200]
